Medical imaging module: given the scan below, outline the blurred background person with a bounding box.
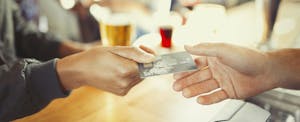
[15,0,82,42]
[15,0,101,43]
[71,0,101,42]
[178,0,253,8]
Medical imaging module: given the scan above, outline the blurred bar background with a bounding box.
[15,0,300,122]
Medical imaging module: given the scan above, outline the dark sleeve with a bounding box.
[200,0,253,8]
[228,0,253,7]
[11,1,62,61]
[0,59,69,121]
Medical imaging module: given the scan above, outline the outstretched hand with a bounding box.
[173,43,280,104]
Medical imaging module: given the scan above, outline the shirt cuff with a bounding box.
[26,59,69,103]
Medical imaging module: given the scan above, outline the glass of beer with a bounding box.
[100,14,133,46]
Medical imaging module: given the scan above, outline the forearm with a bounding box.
[267,49,300,89]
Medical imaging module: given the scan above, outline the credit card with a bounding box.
[138,52,197,78]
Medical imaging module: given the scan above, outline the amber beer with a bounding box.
[100,16,133,46]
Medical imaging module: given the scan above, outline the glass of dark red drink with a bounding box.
[159,26,173,48]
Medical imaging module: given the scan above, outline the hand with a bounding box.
[173,43,280,105]
[56,45,155,96]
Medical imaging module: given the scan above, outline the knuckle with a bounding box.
[117,90,128,96]
[117,67,133,78]
[132,47,144,56]
[185,75,197,85]
[118,81,131,88]
[132,46,140,51]
[129,47,139,53]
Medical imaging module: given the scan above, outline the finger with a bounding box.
[173,70,197,80]
[197,90,228,105]
[195,57,208,69]
[139,45,156,55]
[110,46,155,63]
[184,43,233,57]
[182,79,219,98]
[185,43,255,72]
[173,68,212,91]
[173,57,208,80]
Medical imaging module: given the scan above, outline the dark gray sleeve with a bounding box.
[200,0,253,8]
[0,59,69,121]
[11,1,62,61]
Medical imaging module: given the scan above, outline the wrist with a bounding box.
[266,49,300,89]
[262,51,282,89]
[56,57,84,90]
[265,50,288,88]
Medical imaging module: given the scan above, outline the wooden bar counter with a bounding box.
[15,75,227,122]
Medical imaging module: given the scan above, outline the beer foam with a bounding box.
[103,13,131,26]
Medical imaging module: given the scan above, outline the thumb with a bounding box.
[184,43,227,57]
[184,43,238,66]
[110,46,155,63]
[185,43,263,75]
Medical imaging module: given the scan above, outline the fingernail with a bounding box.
[183,89,191,98]
[184,45,193,50]
[173,84,181,91]
[197,97,205,104]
